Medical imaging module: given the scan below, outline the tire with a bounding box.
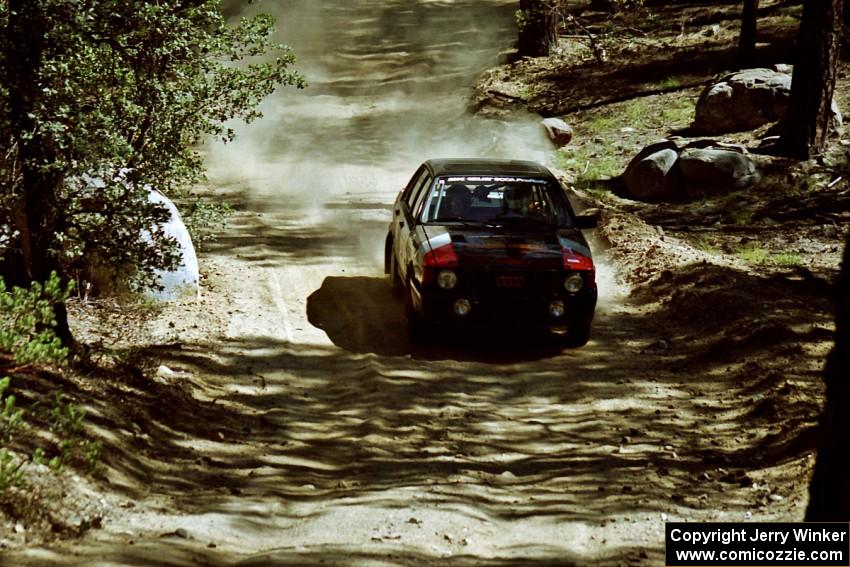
[562,320,591,348]
[390,251,403,297]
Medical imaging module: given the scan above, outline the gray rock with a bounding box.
[75,173,200,301]
[145,189,200,302]
[693,68,791,133]
[678,148,760,198]
[620,140,681,201]
[831,99,843,128]
[702,24,720,37]
[694,67,842,134]
[541,117,573,146]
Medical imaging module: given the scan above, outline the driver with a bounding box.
[443,184,471,218]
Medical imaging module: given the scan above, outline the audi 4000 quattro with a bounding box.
[385,159,598,346]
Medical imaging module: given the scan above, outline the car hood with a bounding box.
[422,224,592,269]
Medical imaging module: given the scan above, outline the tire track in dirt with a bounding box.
[5,201,825,566]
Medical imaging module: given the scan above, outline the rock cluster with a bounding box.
[692,67,842,134]
[621,139,760,201]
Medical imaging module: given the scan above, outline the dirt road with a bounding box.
[3,2,828,565]
[6,198,820,566]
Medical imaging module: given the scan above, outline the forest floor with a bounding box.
[1,1,848,565]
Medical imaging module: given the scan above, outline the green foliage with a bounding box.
[0,272,71,366]
[50,392,86,434]
[0,375,103,494]
[556,147,623,182]
[580,97,694,134]
[556,96,695,184]
[728,208,755,226]
[734,243,803,267]
[0,448,25,491]
[0,267,104,490]
[772,253,804,267]
[0,373,22,492]
[658,76,681,90]
[690,235,721,255]
[0,376,22,443]
[0,1,303,292]
[0,376,25,491]
[49,393,102,473]
[181,198,233,251]
[515,9,529,30]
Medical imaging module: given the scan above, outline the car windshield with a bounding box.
[421,176,570,226]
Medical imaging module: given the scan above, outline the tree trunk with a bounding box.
[738,0,760,67]
[806,234,850,520]
[779,0,844,159]
[19,171,74,347]
[517,0,557,58]
[4,0,75,348]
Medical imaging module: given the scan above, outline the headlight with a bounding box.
[549,300,566,318]
[564,272,583,293]
[453,298,471,317]
[438,269,458,290]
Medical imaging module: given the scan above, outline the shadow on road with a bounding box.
[306,275,574,363]
[13,258,830,566]
[82,282,826,525]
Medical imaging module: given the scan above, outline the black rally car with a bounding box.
[385,159,598,345]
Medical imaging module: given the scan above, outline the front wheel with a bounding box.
[552,319,591,348]
[564,320,591,347]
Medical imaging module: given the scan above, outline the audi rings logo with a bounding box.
[495,275,525,288]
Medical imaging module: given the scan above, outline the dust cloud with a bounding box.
[204,0,552,210]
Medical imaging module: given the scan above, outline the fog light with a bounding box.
[549,300,566,318]
[438,269,458,290]
[564,273,584,293]
[453,298,472,317]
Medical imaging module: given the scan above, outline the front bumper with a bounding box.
[411,268,597,330]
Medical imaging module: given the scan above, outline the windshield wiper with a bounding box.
[488,216,555,227]
[430,217,498,227]
[431,216,472,223]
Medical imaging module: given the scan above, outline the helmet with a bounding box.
[444,184,471,215]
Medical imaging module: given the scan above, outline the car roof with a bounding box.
[424,158,552,177]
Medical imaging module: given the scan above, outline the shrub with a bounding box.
[0,377,25,491]
[0,272,72,367]
[0,448,24,491]
[181,198,233,251]
[48,393,102,473]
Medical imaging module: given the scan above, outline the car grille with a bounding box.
[462,269,559,299]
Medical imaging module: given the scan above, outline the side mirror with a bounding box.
[575,208,600,229]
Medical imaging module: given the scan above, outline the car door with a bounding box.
[391,167,424,276]
[405,173,435,284]
[394,168,432,284]
[393,167,424,240]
